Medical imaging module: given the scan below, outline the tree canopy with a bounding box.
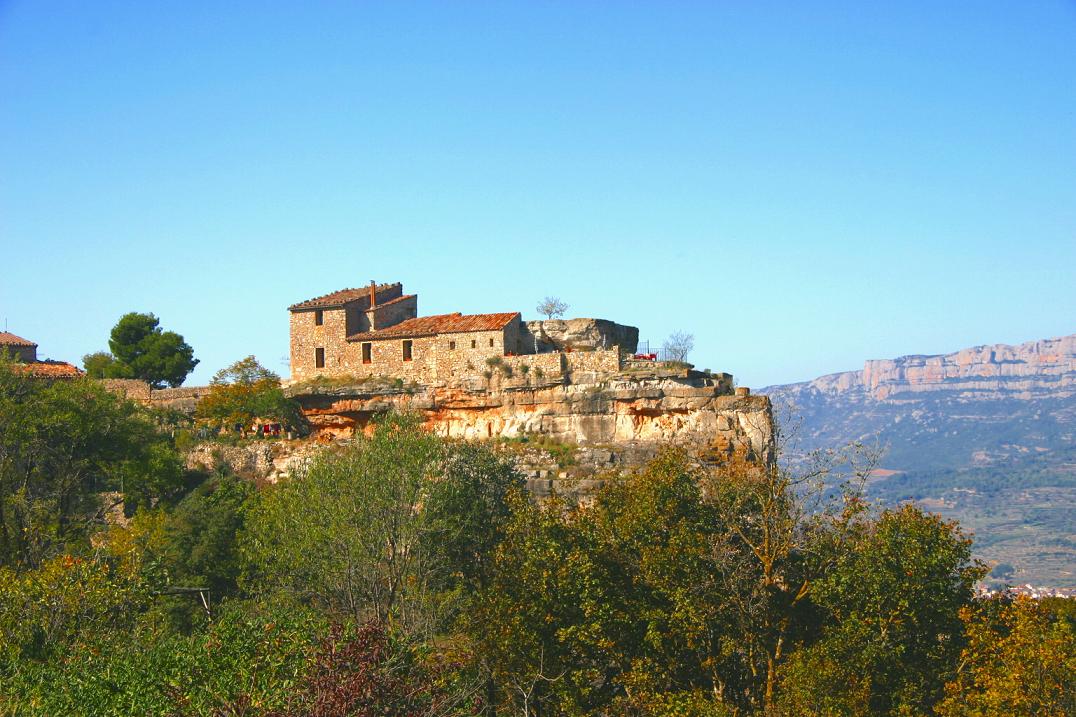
[0,356,185,569]
[194,356,302,429]
[83,312,198,388]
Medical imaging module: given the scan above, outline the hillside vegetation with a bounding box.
[0,359,1072,715]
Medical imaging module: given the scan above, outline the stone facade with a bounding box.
[0,331,38,363]
[288,281,638,387]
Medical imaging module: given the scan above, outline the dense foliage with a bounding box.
[0,363,1071,716]
[194,355,303,430]
[82,311,198,388]
[0,357,184,569]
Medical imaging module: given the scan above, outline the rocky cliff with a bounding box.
[801,334,1076,402]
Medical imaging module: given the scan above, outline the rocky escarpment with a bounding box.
[185,366,772,497]
[796,334,1076,402]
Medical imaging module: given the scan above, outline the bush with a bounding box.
[195,356,303,431]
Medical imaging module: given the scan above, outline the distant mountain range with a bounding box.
[759,334,1076,588]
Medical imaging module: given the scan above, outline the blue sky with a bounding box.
[2,1,1074,387]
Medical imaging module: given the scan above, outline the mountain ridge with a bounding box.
[758,332,1076,587]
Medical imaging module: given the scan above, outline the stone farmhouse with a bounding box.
[0,331,82,378]
[288,281,639,384]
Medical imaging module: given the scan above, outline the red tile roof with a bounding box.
[0,331,37,347]
[16,360,83,379]
[347,312,520,341]
[289,282,402,310]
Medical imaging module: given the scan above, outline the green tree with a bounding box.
[242,413,521,635]
[472,452,743,716]
[194,355,303,430]
[99,312,198,388]
[143,473,256,632]
[81,350,121,378]
[776,505,984,716]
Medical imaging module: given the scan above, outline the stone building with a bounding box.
[0,331,82,378]
[0,331,37,363]
[288,281,639,384]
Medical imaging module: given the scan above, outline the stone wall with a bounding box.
[367,295,417,330]
[99,378,152,400]
[564,348,622,376]
[3,345,37,363]
[98,379,209,412]
[291,326,516,386]
[290,305,350,381]
[501,351,566,381]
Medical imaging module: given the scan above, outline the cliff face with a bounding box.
[295,373,773,465]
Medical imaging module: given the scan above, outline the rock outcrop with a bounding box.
[523,319,639,354]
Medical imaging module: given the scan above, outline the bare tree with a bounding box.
[662,331,695,362]
[536,296,568,320]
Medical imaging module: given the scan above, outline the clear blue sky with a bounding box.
[2,1,1074,387]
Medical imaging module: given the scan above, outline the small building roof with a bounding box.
[289,282,402,311]
[0,331,37,347]
[347,312,520,342]
[16,360,83,379]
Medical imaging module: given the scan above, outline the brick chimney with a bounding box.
[369,280,377,308]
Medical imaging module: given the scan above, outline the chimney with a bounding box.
[369,280,377,308]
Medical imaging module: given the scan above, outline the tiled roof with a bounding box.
[0,331,36,347]
[347,312,520,341]
[289,282,402,311]
[16,361,83,379]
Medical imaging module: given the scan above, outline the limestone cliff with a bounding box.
[791,335,1076,402]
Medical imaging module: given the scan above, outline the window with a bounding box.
[315,347,325,368]
[489,338,495,348]
[471,339,476,349]
[402,340,413,362]
[314,309,323,326]
[449,340,456,350]
[362,342,372,364]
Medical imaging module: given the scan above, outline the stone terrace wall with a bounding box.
[99,378,152,401]
[565,348,622,376]
[98,379,209,412]
[501,351,566,380]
